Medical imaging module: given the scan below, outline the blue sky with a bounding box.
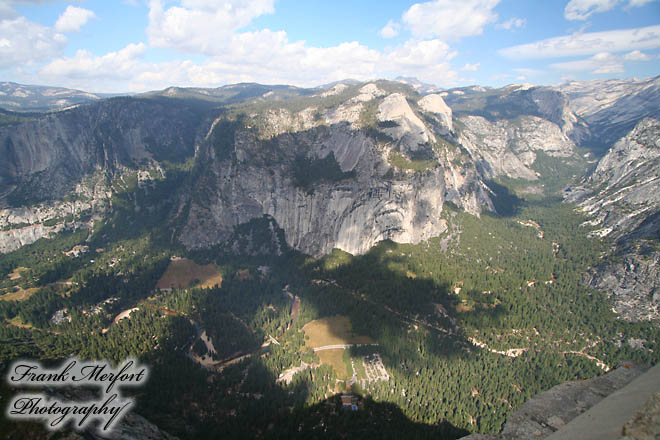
[1,0,659,92]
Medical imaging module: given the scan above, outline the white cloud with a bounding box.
[627,0,657,6]
[381,38,458,84]
[147,0,275,55]
[139,0,461,90]
[496,17,526,30]
[37,32,462,93]
[500,25,660,59]
[551,48,654,76]
[0,5,16,20]
[461,62,480,71]
[55,5,95,33]
[0,16,66,68]
[623,49,651,60]
[565,0,658,19]
[565,0,619,20]
[551,52,624,74]
[385,39,453,67]
[41,43,147,80]
[11,0,464,92]
[402,0,500,40]
[380,20,400,38]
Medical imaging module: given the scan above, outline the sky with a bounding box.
[1,0,659,93]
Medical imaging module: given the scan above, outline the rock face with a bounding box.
[93,411,179,440]
[0,97,210,205]
[0,193,108,252]
[176,81,588,256]
[444,84,590,144]
[178,85,494,256]
[457,115,577,181]
[377,92,432,150]
[418,93,453,133]
[560,76,660,146]
[1,82,495,257]
[566,118,660,321]
[460,363,649,440]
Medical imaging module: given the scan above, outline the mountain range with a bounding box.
[0,76,659,439]
[2,76,658,319]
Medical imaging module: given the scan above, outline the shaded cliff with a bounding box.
[0,96,213,206]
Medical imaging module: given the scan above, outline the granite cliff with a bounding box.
[566,118,660,321]
[560,76,660,147]
[177,83,493,256]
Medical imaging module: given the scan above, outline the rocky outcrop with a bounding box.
[0,223,67,253]
[418,93,453,133]
[566,118,660,321]
[461,363,649,440]
[622,391,660,440]
[0,173,110,253]
[377,92,432,151]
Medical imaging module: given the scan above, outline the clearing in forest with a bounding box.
[8,267,27,281]
[303,315,375,348]
[303,315,377,380]
[0,287,40,302]
[317,349,351,380]
[156,258,223,290]
[7,316,33,328]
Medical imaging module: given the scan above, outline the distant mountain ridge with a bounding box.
[0,82,121,112]
[4,75,659,142]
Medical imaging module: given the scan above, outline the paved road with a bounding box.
[312,343,378,352]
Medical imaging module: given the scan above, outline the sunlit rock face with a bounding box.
[457,114,577,181]
[566,118,660,321]
[560,76,660,145]
[179,84,493,257]
[418,94,453,134]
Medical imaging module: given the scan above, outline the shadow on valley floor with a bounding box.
[483,180,522,218]
[123,234,506,439]
[134,343,471,440]
[0,204,511,440]
[264,394,470,440]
